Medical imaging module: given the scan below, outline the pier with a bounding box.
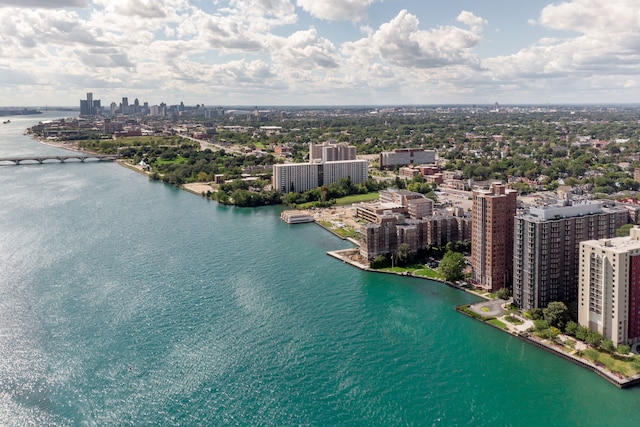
[0,154,118,166]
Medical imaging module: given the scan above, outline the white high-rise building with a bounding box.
[273,160,368,193]
[579,227,640,346]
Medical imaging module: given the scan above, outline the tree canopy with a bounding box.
[438,251,466,282]
[543,301,571,330]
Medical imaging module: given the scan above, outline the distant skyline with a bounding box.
[1,0,639,106]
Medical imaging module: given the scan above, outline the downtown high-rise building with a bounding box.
[513,197,627,311]
[471,183,517,292]
[80,92,100,116]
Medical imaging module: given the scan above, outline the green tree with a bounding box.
[543,301,570,329]
[371,255,389,269]
[585,331,603,347]
[600,339,615,353]
[564,321,578,336]
[575,325,589,341]
[395,243,412,266]
[438,251,466,282]
[616,223,634,237]
[529,308,544,320]
[533,319,550,332]
[495,287,510,300]
[617,344,631,355]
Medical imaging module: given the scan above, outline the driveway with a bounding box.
[468,299,505,317]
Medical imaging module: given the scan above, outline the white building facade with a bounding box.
[579,227,640,346]
[273,160,368,193]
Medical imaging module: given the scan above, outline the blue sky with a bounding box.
[0,0,637,106]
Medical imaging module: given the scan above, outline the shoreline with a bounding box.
[32,133,219,198]
[456,305,640,389]
[325,244,491,299]
[321,228,640,389]
[32,132,640,389]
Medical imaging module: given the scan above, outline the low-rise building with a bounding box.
[379,148,435,169]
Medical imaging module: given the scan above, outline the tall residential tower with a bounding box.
[471,183,517,292]
[579,227,640,346]
[513,196,627,311]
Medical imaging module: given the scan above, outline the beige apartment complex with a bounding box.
[579,228,640,346]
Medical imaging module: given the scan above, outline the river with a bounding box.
[0,112,639,426]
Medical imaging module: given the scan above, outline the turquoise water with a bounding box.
[1,113,639,426]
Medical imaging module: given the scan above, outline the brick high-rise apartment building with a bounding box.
[471,183,517,292]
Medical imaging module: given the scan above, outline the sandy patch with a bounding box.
[183,183,215,194]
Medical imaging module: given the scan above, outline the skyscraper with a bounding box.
[471,183,517,292]
[80,92,99,116]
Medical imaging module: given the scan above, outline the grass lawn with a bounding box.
[413,268,446,280]
[332,226,358,239]
[379,264,423,274]
[582,349,640,377]
[156,156,188,166]
[333,192,379,206]
[378,265,447,281]
[295,192,379,209]
[318,221,358,239]
[488,318,507,329]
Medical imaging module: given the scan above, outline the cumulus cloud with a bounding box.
[92,0,190,19]
[269,28,340,69]
[297,0,374,22]
[0,0,87,8]
[76,48,135,68]
[344,10,483,69]
[0,8,109,51]
[223,0,297,31]
[197,12,264,52]
[487,0,640,80]
[537,0,636,33]
[456,10,487,33]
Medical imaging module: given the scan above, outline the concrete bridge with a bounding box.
[0,154,118,166]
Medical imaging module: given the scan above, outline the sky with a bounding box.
[0,0,639,107]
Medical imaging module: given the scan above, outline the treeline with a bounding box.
[209,176,384,208]
[209,179,281,207]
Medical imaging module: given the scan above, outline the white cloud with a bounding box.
[343,10,483,69]
[4,0,640,106]
[296,0,374,22]
[0,0,86,8]
[456,10,487,33]
[75,48,135,69]
[538,0,638,33]
[485,0,640,89]
[269,28,340,69]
